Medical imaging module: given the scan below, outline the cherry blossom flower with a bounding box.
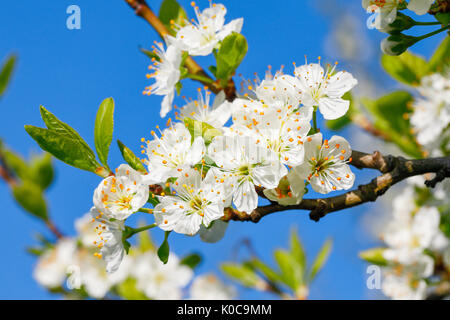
[179,89,232,128]
[410,73,450,146]
[154,168,226,235]
[33,238,78,288]
[208,134,287,213]
[93,164,149,221]
[189,274,237,300]
[292,133,355,194]
[89,207,126,273]
[263,169,306,206]
[292,60,357,120]
[144,122,206,184]
[132,252,193,299]
[143,41,182,117]
[173,2,243,56]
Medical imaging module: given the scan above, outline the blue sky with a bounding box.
[0,0,445,299]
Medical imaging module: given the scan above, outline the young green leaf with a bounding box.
[117,140,147,174]
[1,148,29,181]
[381,51,428,86]
[29,153,54,190]
[308,239,332,282]
[180,253,202,269]
[361,91,422,158]
[0,55,16,98]
[25,125,101,173]
[183,117,222,145]
[116,278,148,300]
[359,248,388,266]
[248,258,282,284]
[427,36,450,73]
[290,230,306,274]
[274,249,303,290]
[157,231,171,264]
[12,181,48,221]
[94,98,114,169]
[158,0,187,35]
[221,263,262,288]
[215,33,248,87]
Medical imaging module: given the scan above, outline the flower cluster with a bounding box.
[144,2,243,117]
[33,211,235,300]
[87,56,358,273]
[363,176,450,300]
[410,72,450,156]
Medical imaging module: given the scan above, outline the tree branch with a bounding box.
[124,0,236,99]
[223,151,450,223]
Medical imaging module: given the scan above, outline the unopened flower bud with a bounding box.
[380,12,416,34]
[381,34,417,56]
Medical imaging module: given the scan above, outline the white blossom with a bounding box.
[154,168,226,235]
[292,133,355,194]
[189,274,237,300]
[410,73,450,146]
[143,41,182,117]
[89,207,126,273]
[292,60,357,120]
[144,122,205,184]
[93,164,149,221]
[173,2,243,56]
[263,169,306,206]
[208,134,287,213]
[132,252,193,300]
[33,238,78,289]
[179,89,232,128]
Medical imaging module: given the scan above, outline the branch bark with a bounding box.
[223,151,450,223]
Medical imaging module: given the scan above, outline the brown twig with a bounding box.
[124,0,236,98]
[222,151,450,223]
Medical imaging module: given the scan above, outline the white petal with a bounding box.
[318,97,350,120]
[233,179,258,214]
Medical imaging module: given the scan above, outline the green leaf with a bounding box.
[157,231,171,264]
[158,0,187,35]
[180,253,202,269]
[248,258,282,284]
[0,55,16,98]
[427,36,450,73]
[361,91,422,158]
[274,249,303,290]
[117,140,147,174]
[215,33,248,87]
[28,153,54,190]
[290,230,306,276]
[221,263,261,288]
[183,117,222,145]
[308,239,332,282]
[326,92,357,130]
[25,125,101,174]
[94,98,114,169]
[435,12,450,26]
[381,51,428,86]
[12,181,48,221]
[359,248,388,266]
[116,278,148,300]
[1,148,29,181]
